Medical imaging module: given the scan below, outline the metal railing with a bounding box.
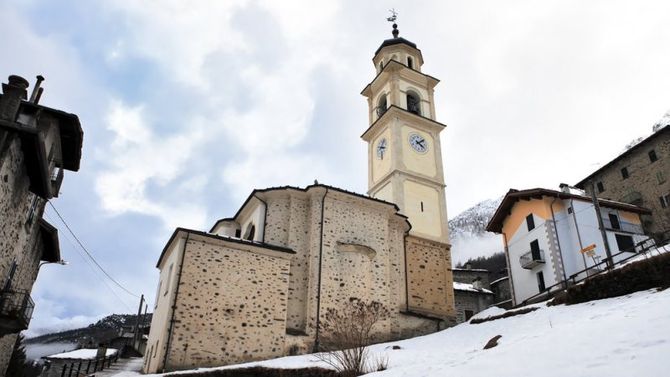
[0,289,34,330]
[516,235,669,307]
[58,352,119,377]
[519,249,545,269]
[602,218,643,234]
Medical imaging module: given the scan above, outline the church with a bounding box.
[143,24,456,373]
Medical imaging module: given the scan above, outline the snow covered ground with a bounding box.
[118,287,670,377]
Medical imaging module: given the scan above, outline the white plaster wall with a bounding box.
[507,217,557,304]
[238,200,266,242]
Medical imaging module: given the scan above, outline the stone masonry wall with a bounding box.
[454,290,493,323]
[581,130,670,239]
[405,235,455,319]
[0,134,46,375]
[165,239,291,371]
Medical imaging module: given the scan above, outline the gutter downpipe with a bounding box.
[550,197,568,288]
[313,187,328,352]
[254,193,268,243]
[162,232,190,373]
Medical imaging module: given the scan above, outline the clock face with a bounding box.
[376,138,387,159]
[408,132,428,154]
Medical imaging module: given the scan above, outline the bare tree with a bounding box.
[315,298,389,376]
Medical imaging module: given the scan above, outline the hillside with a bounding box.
[25,313,151,346]
[129,288,670,377]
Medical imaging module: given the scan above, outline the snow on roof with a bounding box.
[453,282,493,294]
[45,348,118,360]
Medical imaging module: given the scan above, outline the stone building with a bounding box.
[0,75,83,375]
[575,125,669,240]
[144,25,456,373]
[452,267,494,322]
[490,276,513,309]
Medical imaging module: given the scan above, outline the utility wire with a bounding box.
[43,212,135,313]
[47,201,141,299]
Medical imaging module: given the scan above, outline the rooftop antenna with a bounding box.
[387,9,399,38]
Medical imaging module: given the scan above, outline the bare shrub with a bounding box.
[315,298,389,376]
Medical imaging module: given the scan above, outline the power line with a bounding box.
[47,200,141,299]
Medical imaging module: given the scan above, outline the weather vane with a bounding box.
[387,8,398,23]
[387,9,399,38]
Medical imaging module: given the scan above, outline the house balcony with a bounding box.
[0,290,34,335]
[519,249,545,269]
[602,218,643,234]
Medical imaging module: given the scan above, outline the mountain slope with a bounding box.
[448,197,503,265]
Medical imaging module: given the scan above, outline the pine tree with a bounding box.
[7,333,28,377]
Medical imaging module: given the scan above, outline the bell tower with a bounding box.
[361,23,449,244]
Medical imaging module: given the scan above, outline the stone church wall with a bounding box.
[405,235,455,320]
[164,238,291,371]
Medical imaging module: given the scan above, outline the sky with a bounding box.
[1,0,669,337]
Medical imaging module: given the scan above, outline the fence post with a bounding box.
[85,359,91,374]
[93,359,98,372]
[76,361,82,376]
[67,362,74,377]
[60,364,67,377]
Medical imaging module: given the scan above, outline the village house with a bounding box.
[575,125,669,241]
[451,266,494,322]
[144,24,457,373]
[486,187,649,306]
[0,75,83,375]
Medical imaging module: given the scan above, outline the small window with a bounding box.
[464,310,474,321]
[597,182,605,193]
[379,61,384,71]
[608,213,620,230]
[536,271,546,292]
[657,172,666,184]
[526,214,535,231]
[407,56,414,69]
[245,224,256,241]
[621,167,629,179]
[567,206,573,214]
[615,234,635,252]
[420,201,424,212]
[377,94,388,117]
[661,196,669,209]
[26,195,39,227]
[164,264,173,296]
[649,150,658,162]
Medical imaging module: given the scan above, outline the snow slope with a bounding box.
[125,288,670,377]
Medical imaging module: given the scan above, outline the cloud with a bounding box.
[95,99,208,230]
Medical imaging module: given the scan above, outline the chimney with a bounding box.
[472,277,482,290]
[29,75,45,104]
[0,75,29,122]
[559,183,571,194]
[464,262,472,270]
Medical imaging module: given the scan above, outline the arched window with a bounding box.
[244,224,255,241]
[376,94,388,117]
[406,91,421,115]
[379,60,384,72]
[407,56,414,69]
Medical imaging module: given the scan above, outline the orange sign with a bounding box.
[580,244,597,254]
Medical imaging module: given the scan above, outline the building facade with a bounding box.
[452,267,494,322]
[144,26,456,373]
[576,126,669,240]
[0,75,83,375]
[486,188,650,306]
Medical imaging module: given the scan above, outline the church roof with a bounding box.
[375,37,418,55]
[210,183,409,233]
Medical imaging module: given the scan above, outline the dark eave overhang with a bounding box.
[375,37,419,56]
[157,227,296,268]
[486,188,652,234]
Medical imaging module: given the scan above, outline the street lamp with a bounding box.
[39,260,68,269]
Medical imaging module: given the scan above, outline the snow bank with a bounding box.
[129,289,670,377]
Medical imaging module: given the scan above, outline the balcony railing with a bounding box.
[602,218,644,234]
[520,249,545,269]
[0,290,34,335]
